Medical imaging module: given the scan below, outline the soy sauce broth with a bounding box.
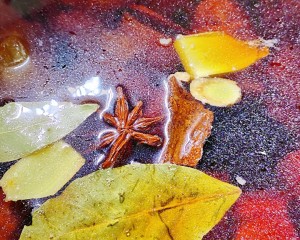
[0,0,299,239]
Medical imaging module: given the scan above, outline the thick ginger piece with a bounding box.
[161,76,213,167]
[174,32,269,79]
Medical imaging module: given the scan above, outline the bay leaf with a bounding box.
[0,101,98,162]
[0,140,85,201]
[20,164,241,240]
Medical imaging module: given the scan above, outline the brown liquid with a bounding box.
[0,0,299,239]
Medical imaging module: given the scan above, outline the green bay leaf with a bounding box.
[0,140,85,201]
[20,164,241,240]
[0,101,98,162]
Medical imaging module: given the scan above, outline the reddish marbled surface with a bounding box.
[0,0,299,239]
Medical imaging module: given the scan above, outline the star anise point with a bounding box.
[98,87,163,168]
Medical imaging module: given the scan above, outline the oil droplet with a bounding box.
[0,35,29,68]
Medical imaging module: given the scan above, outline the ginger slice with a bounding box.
[190,77,242,107]
[174,31,269,79]
[160,76,214,167]
[0,141,85,201]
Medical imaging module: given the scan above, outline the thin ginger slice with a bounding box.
[174,31,269,78]
[0,141,85,201]
[190,77,242,107]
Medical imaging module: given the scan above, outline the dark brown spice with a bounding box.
[98,87,163,168]
[160,76,214,167]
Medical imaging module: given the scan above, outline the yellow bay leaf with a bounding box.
[20,164,241,240]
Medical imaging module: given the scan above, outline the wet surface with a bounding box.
[0,0,299,239]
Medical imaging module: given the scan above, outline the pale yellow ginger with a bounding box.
[0,141,85,201]
[174,31,269,107]
[190,78,242,107]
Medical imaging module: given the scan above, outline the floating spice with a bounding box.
[98,87,162,168]
[0,35,29,68]
[161,77,213,167]
[20,164,241,240]
[0,141,85,201]
[174,31,269,78]
[190,77,242,107]
[0,102,98,162]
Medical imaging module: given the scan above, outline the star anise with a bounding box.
[97,86,163,168]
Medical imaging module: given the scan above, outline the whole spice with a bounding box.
[0,101,98,162]
[98,87,163,168]
[160,77,213,167]
[20,164,241,240]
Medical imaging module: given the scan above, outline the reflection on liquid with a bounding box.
[10,56,30,70]
[10,100,60,121]
[67,76,114,116]
[67,77,102,97]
